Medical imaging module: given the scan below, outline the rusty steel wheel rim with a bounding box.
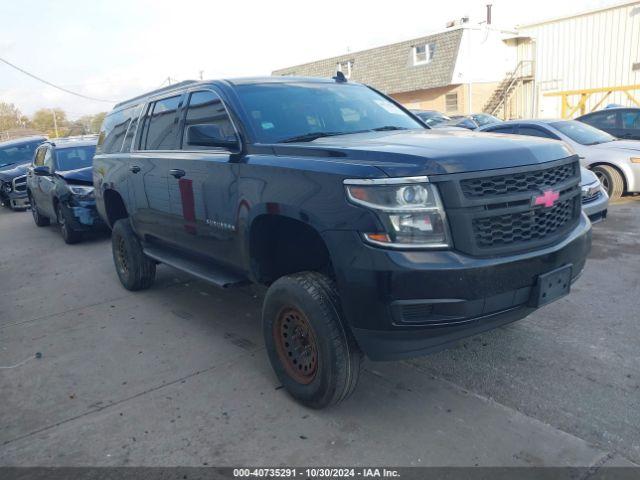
[115,236,129,276]
[273,307,318,384]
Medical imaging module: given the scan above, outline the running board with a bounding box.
[143,245,248,289]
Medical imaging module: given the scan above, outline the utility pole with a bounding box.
[199,70,204,80]
[52,110,59,138]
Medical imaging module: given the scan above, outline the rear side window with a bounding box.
[582,111,617,129]
[122,104,143,152]
[486,126,515,134]
[181,90,236,150]
[98,106,137,154]
[139,96,182,150]
[517,126,559,139]
[33,146,46,166]
[622,110,640,129]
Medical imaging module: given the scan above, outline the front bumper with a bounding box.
[323,214,592,361]
[60,199,105,231]
[582,187,609,224]
[1,191,29,209]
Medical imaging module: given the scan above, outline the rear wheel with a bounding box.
[263,272,362,409]
[56,202,82,244]
[592,165,624,201]
[30,195,50,227]
[111,218,156,291]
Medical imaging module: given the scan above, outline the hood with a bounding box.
[0,163,28,181]
[591,139,640,154]
[580,167,598,186]
[56,166,93,184]
[273,129,574,177]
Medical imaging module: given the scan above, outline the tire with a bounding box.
[111,218,156,291]
[592,165,624,201]
[263,271,362,409]
[30,195,50,227]
[56,202,82,244]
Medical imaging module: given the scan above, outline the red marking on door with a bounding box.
[178,178,196,234]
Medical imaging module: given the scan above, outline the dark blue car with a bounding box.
[26,137,104,243]
[94,77,591,408]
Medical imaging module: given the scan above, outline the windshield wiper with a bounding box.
[370,126,408,131]
[279,132,348,143]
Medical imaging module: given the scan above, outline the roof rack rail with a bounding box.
[114,80,198,109]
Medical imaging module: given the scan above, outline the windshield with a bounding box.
[235,82,424,143]
[0,141,41,168]
[55,145,96,171]
[551,121,616,145]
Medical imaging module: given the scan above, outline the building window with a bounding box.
[413,43,435,65]
[445,93,458,112]
[337,60,354,79]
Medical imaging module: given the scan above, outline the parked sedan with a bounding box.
[479,119,640,201]
[26,137,103,243]
[410,109,451,127]
[580,167,608,223]
[576,107,640,140]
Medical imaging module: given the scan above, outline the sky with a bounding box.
[0,0,629,119]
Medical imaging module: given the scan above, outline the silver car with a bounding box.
[479,119,640,201]
[580,167,608,223]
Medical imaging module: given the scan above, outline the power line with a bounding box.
[0,56,117,104]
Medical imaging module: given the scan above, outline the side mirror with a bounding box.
[33,166,52,176]
[186,124,238,150]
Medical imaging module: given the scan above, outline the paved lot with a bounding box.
[0,199,638,467]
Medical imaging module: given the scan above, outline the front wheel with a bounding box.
[592,165,624,201]
[263,272,362,409]
[56,202,82,244]
[30,195,50,227]
[111,218,156,291]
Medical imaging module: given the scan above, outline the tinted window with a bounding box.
[122,104,143,152]
[98,106,137,154]
[518,126,557,139]
[622,110,640,129]
[235,83,423,143]
[55,146,96,171]
[551,121,616,145]
[582,111,617,129]
[33,146,46,166]
[140,96,181,150]
[0,140,42,167]
[43,148,54,169]
[485,126,515,134]
[182,91,236,150]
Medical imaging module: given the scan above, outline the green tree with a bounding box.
[90,112,107,133]
[31,108,69,138]
[0,102,25,132]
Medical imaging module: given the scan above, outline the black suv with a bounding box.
[0,136,46,210]
[26,137,103,243]
[94,77,591,408]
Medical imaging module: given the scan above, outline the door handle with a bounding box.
[130,165,141,174]
[169,169,186,179]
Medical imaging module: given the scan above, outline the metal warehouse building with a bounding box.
[272,1,640,120]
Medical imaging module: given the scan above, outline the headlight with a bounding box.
[581,181,601,199]
[345,177,450,248]
[1,181,12,193]
[68,185,94,196]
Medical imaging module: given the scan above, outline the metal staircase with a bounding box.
[483,61,534,118]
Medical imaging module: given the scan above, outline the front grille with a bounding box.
[581,190,601,204]
[438,158,582,256]
[473,197,576,248]
[12,175,27,193]
[460,162,577,198]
